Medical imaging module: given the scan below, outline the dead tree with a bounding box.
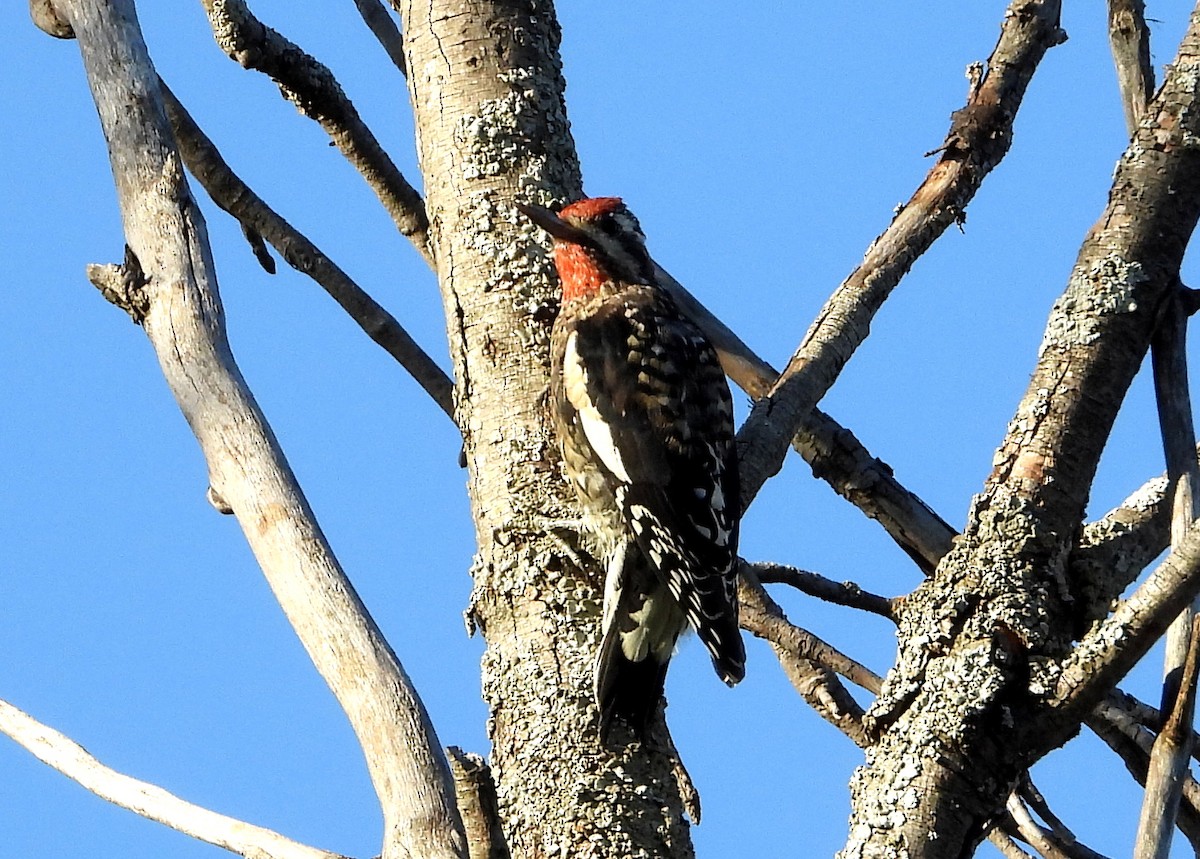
[12,1,1200,857]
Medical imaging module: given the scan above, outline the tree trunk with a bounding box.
[398,1,695,855]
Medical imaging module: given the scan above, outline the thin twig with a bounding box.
[352,0,407,76]
[160,81,455,418]
[737,571,875,746]
[199,0,433,264]
[734,0,1066,511]
[739,571,883,696]
[1016,779,1112,859]
[1006,794,1073,859]
[749,560,896,621]
[0,698,348,859]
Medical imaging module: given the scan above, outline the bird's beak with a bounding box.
[515,201,589,243]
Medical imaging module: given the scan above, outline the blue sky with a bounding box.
[2,3,1197,857]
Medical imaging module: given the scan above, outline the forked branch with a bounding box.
[199,0,433,264]
[737,570,875,746]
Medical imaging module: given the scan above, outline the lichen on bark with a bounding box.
[842,15,1200,854]
[398,1,696,855]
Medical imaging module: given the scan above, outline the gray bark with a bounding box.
[397,1,694,855]
[28,1,1200,856]
[50,2,466,857]
[843,8,1200,855]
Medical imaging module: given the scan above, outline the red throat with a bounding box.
[554,242,609,301]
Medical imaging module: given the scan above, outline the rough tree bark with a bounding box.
[845,8,1200,856]
[20,1,1200,857]
[397,1,695,856]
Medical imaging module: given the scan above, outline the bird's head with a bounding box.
[516,197,654,300]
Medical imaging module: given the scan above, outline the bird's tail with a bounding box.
[593,546,681,745]
[594,624,669,745]
[694,597,746,687]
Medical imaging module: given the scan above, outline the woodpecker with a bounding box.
[517,196,745,743]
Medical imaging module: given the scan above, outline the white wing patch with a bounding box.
[563,331,631,484]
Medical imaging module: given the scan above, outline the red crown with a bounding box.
[559,197,625,220]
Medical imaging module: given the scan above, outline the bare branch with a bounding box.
[199,0,433,264]
[740,570,883,696]
[1130,2,1200,799]
[990,830,1037,859]
[1146,301,1198,859]
[1070,446,1200,631]
[1015,780,1112,859]
[352,0,406,76]
[657,264,957,572]
[1137,614,1200,858]
[52,2,466,856]
[1106,686,1200,763]
[447,748,509,859]
[1071,474,1172,629]
[738,569,877,746]
[160,81,455,419]
[0,698,348,859]
[790,403,957,574]
[734,0,1066,510]
[749,560,896,621]
[742,567,1088,859]
[1108,0,1155,133]
[1006,794,1074,859]
[1055,521,1200,723]
[1137,293,1200,856]
[1119,3,1200,838]
[835,7,1200,846]
[1087,701,1200,850]
[1109,688,1168,733]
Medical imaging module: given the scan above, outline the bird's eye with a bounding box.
[597,217,622,237]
